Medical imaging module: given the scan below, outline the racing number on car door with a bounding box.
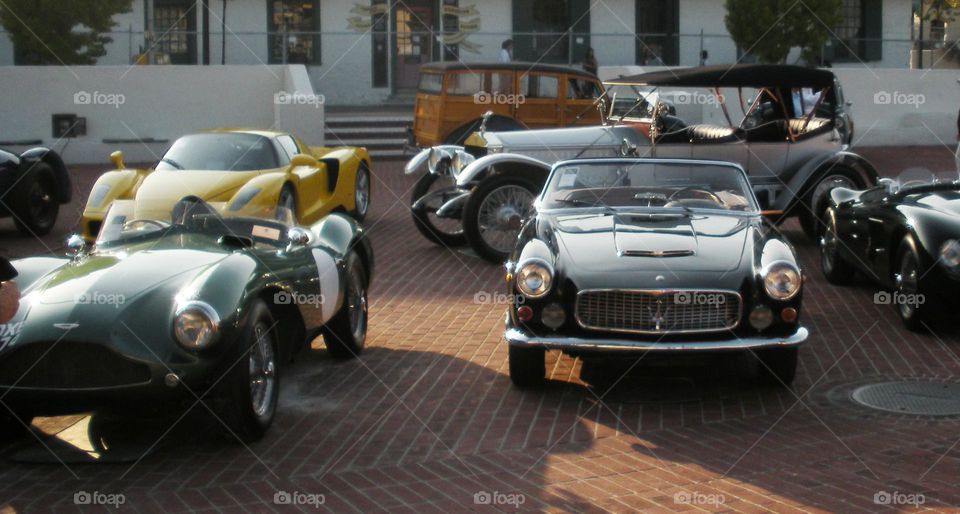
[517,73,562,128]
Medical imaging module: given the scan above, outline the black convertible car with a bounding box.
[821,168,960,330]
[0,147,72,236]
[504,158,808,387]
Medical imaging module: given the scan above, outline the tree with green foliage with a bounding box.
[0,0,132,65]
[725,0,843,64]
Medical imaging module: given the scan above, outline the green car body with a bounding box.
[0,200,373,440]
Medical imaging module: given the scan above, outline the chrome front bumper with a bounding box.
[504,326,808,352]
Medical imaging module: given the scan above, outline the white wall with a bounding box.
[0,65,324,165]
[591,0,635,69]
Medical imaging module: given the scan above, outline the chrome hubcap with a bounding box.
[249,323,276,418]
[477,185,534,253]
[355,169,370,216]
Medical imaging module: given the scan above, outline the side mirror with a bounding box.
[290,154,319,169]
[110,151,125,170]
[66,234,88,258]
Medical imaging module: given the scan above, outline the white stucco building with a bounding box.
[0,0,915,105]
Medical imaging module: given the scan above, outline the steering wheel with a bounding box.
[668,187,723,204]
[123,219,167,231]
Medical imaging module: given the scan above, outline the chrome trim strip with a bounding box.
[574,288,743,335]
[504,326,808,352]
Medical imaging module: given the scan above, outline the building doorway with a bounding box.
[394,0,436,91]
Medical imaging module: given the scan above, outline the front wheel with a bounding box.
[277,185,297,223]
[410,173,467,247]
[508,345,545,388]
[754,347,798,386]
[820,209,856,284]
[463,175,539,263]
[12,163,59,236]
[894,238,930,331]
[214,299,279,443]
[0,408,34,440]
[799,171,859,241]
[323,252,368,359]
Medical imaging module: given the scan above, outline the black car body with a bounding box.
[821,170,960,330]
[504,158,808,387]
[0,147,72,236]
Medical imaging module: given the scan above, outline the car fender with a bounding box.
[308,213,374,308]
[9,257,70,291]
[20,147,71,203]
[83,168,151,216]
[456,153,552,188]
[774,151,879,212]
[316,147,371,201]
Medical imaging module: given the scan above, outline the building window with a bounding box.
[636,0,679,66]
[153,0,197,64]
[269,0,320,65]
[512,0,590,64]
[828,0,882,62]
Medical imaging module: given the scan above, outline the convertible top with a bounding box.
[605,64,836,89]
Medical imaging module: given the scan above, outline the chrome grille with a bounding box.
[575,289,741,335]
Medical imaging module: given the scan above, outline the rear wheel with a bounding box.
[508,345,545,388]
[410,173,467,247]
[351,162,371,222]
[323,252,368,359]
[799,171,858,241]
[755,347,798,386]
[12,163,59,236]
[820,209,856,284]
[214,299,279,443]
[463,175,539,263]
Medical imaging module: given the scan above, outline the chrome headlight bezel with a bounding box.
[173,301,220,350]
[515,259,554,299]
[427,148,453,174]
[939,239,960,269]
[451,150,475,177]
[761,261,802,301]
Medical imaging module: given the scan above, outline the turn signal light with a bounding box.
[517,305,533,321]
[781,307,798,323]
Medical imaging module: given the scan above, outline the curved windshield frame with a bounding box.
[541,159,759,213]
[889,168,960,194]
[155,133,280,172]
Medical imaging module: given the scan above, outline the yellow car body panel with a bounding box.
[80,130,372,240]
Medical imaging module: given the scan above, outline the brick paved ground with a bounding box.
[1,146,959,513]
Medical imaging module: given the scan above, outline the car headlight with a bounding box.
[227,187,261,212]
[940,239,960,269]
[451,150,475,176]
[428,148,452,174]
[88,184,111,209]
[762,261,802,300]
[173,301,220,350]
[516,259,553,298]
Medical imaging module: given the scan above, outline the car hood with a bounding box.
[134,169,260,220]
[6,240,229,347]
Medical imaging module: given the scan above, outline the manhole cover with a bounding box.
[851,382,960,416]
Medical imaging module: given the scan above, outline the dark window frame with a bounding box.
[267,0,322,65]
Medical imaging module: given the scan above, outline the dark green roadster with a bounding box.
[0,197,373,442]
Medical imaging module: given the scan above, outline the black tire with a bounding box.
[277,185,297,223]
[323,252,368,359]
[213,299,280,443]
[463,175,539,263]
[12,163,59,236]
[508,345,545,388]
[799,169,861,241]
[894,237,929,332]
[351,162,371,222]
[0,408,34,440]
[819,208,856,285]
[755,347,798,386]
[410,173,467,247]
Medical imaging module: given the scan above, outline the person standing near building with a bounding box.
[499,39,513,63]
[582,48,598,76]
[0,257,18,324]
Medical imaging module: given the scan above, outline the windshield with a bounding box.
[95,198,294,248]
[885,168,960,194]
[155,133,279,171]
[542,160,758,212]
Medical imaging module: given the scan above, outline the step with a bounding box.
[326,116,412,128]
[325,126,409,139]
[331,137,406,149]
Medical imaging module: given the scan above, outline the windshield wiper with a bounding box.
[160,158,184,170]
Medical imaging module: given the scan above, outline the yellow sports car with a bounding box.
[80,129,371,240]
